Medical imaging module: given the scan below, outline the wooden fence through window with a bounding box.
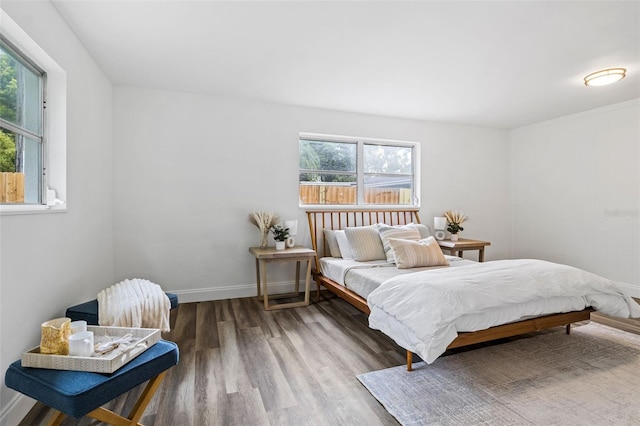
[1,172,25,203]
[299,184,412,205]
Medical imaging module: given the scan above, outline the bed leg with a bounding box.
[406,351,412,371]
[566,324,571,335]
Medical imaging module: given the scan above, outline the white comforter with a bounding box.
[367,259,640,364]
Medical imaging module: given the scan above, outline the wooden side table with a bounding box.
[437,238,491,262]
[248,246,316,310]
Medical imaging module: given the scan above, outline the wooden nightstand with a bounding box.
[248,246,316,310]
[437,238,491,262]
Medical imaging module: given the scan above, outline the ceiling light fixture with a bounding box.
[584,68,626,86]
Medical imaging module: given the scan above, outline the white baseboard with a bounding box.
[169,280,320,304]
[0,394,35,426]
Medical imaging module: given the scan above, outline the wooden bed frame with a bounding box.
[306,209,594,371]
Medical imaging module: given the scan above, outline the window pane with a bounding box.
[364,175,413,205]
[299,139,358,205]
[0,40,43,135]
[364,144,412,174]
[299,139,356,173]
[0,128,41,204]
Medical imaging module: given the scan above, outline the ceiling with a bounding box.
[50,0,640,129]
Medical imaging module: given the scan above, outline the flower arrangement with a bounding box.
[444,210,468,235]
[248,211,279,247]
[270,225,290,242]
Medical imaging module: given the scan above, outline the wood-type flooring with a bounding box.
[18,293,640,426]
[18,294,404,426]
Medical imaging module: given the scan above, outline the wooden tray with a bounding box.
[22,326,161,373]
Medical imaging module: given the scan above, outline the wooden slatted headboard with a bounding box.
[306,209,421,271]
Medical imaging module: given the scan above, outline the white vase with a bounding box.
[275,241,286,250]
[450,234,459,242]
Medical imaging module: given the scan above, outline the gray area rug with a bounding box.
[357,322,640,425]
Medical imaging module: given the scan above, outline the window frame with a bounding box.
[299,132,420,208]
[0,9,66,215]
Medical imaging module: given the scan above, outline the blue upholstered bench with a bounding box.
[65,293,179,325]
[5,340,178,424]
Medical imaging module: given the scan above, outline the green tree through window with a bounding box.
[0,51,17,172]
[299,139,356,183]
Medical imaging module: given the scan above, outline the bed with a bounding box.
[307,209,640,370]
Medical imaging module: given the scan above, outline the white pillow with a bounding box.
[323,229,342,257]
[414,223,432,239]
[377,223,422,263]
[344,225,386,261]
[389,236,449,269]
[334,230,354,260]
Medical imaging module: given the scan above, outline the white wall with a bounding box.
[0,2,113,423]
[113,87,511,302]
[510,99,640,297]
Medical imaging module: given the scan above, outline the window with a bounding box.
[0,9,66,214]
[299,133,419,206]
[0,36,45,205]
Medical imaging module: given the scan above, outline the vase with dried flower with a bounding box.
[248,211,279,247]
[444,210,468,242]
[270,225,290,250]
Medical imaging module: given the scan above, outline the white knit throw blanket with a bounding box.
[97,278,171,332]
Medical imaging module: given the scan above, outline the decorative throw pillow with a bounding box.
[389,236,449,269]
[344,225,386,261]
[323,229,342,258]
[334,230,354,260]
[377,223,422,263]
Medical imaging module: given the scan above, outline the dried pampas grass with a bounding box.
[444,210,468,225]
[249,211,280,247]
